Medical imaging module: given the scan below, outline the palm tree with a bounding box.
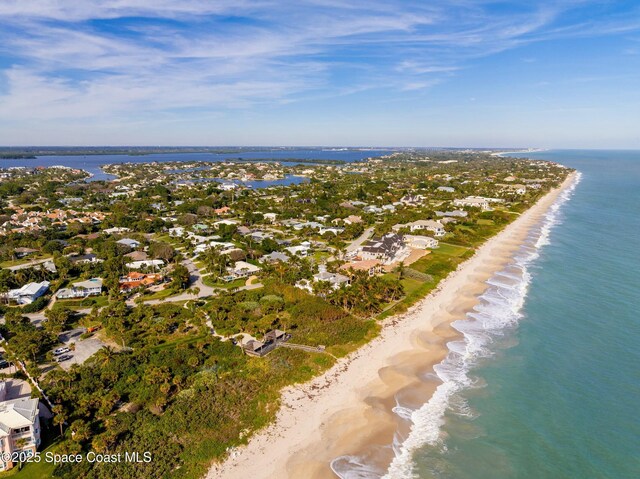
[52,405,67,436]
[393,261,406,280]
[94,346,116,366]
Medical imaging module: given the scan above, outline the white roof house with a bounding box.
[285,245,309,257]
[0,395,41,470]
[103,227,131,235]
[116,238,141,248]
[126,260,164,270]
[227,261,262,279]
[404,235,439,249]
[392,220,446,237]
[453,196,496,210]
[56,278,103,299]
[313,265,350,290]
[7,281,50,305]
[168,226,186,237]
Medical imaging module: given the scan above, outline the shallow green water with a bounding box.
[410,150,640,479]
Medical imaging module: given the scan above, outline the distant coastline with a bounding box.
[491,148,547,157]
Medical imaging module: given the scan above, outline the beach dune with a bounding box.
[208,172,577,479]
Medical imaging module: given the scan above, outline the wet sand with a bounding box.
[207,172,578,479]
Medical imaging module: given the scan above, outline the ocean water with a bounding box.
[406,150,640,479]
[335,150,640,479]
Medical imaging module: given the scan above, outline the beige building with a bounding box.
[0,383,41,471]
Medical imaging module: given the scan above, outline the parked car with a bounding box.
[53,347,70,356]
[56,354,72,362]
[0,359,9,369]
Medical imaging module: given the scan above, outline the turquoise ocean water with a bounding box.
[402,150,640,479]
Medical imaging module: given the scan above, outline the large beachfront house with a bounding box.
[359,233,404,263]
[392,220,446,237]
[0,383,41,471]
[453,196,491,210]
[404,235,439,249]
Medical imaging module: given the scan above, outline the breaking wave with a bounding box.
[331,172,581,479]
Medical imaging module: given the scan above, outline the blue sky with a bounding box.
[0,1,639,147]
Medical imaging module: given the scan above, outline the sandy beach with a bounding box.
[207,171,578,479]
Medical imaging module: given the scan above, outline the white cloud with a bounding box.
[0,0,638,142]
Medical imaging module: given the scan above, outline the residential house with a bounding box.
[312,265,350,290]
[168,226,186,237]
[453,196,491,210]
[119,272,163,291]
[319,227,343,235]
[125,251,148,262]
[343,215,362,225]
[249,231,273,242]
[226,261,261,280]
[392,220,446,237]
[338,259,383,277]
[56,278,103,299]
[260,251,290,264]
[404,235,439,249]
[6,281,50,305]
[435,210,468,218]
[0,391,41,471]
[359,233,404,263]
[214,219,240,227]
[214,206,232,215]
[13,248,38,259]
[400,194,422,205]
[68,253,100,264]
[116,238,141,249]
[363,205,383,214]
[126,260,164,270]
[285,244,310,257]
[103,227,131,235]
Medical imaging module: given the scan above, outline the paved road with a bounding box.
[6,257,54,271]
[140,256,216,305]
[346,227,374,253]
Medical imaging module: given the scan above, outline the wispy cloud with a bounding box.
[0,0,638,140]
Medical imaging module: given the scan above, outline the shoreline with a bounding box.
[207,171,578,479]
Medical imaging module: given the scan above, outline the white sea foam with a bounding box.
[378,173,582,479]
[331,173,581,479]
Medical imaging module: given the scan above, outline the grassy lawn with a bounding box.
[139,287,180,301]
[54,295,110,310]
[203,277,245,289]
[433,243,471,257]
[312,251,330,262]
[6,437,63,479]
